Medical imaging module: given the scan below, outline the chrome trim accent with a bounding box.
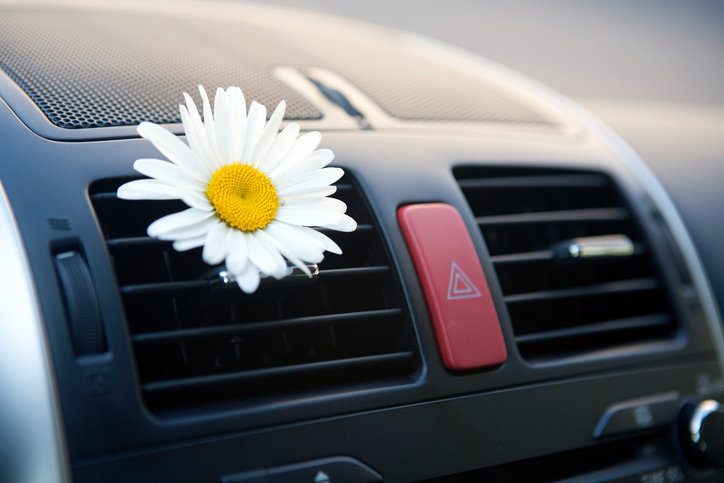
[0,179,70,482]
[593,390,681,439]
[690,400,719,443]
[217,262,319,284]
[559,234,635,259]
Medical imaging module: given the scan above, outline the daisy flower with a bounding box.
[117,86,356,293]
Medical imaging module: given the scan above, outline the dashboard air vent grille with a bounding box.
[90,174,417,413]
[454,167,677,362]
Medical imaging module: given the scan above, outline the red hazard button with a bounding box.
[398,203,507,370]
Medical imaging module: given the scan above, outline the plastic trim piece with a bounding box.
[54,250,107,355]
[0,178,70,482]
[398,203,507,370]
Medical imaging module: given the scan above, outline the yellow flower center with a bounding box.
[206,163,279,231]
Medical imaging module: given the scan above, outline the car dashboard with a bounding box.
[1,1,724,482]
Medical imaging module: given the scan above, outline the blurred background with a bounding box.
[259,0,724,105]
[258,0,724,315]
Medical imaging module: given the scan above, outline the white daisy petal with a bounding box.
[241,102,266,165]
[179,106,213,179]
[281,187,338,200]
[225,230,248,274]
[236,263,260,294]
[282,167,344,189]
[226,87,246,161]
[281,197,347,213]
[133,158,207,192]
[264,221,325,263]
[117,179,181,200]
[275,207,343,227]
[173,235,207,252]
[213,87,233,165]
[199,85,223,168]
[136,122,203,173]
[258,122,299,173]
[147,208,214,238]
[245,230,280,277]
[269,131,322,176]
[202,222,231,265]
[272,157,323,185]
[259,228,313,276]
[252,100,286,165]
[298,226,343,254]
[180,190,213,212]
[311,149,335,168]
[183,92,217,172]
[276,175,343,198]
[275,167,344,197]
[326,213,357,232]
[155,216,219,241]
[253,230,288,279]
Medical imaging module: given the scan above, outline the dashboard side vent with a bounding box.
[90,174,417,413]
[454,167,677,362]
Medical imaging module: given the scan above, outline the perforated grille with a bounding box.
[0,6,554,129]
[307,38,552,125]
[0,7,322,129]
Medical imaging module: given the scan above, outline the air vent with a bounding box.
[90,174,417,413]
[454,167,677,362]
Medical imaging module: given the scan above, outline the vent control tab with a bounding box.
[398,203,506,370]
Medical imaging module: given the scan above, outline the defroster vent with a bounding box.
[90,174,418,413]
[455,167,678,362]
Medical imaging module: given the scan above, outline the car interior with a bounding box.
[1,1,724,482]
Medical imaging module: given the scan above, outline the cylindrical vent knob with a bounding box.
[678,399,724,469]
[54,250,106,355]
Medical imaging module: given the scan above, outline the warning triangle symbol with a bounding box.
[447,262,482,300]
[315,471,331,483]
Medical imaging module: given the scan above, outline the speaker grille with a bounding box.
[0,6,555,130]
[0,7,323,129]
[308,38,553,125]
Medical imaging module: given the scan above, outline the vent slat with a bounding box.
[141,352,415,394]
[490,250,555,264]
[318,266,389,279]
[318,223,374,236]
[107,225,376,255]
[107,236,173,253]
[490,243,647,265]
[120,266,391,298]
[504,277,660,304]
[458,174,609,190]
[333,183,354,192]
[133,308,403,344]
[90,174,418,413]
[476,207,629,226]
[121,280,209,297]
[89,192,119,202]
[515,314,671,344]
[455,167,677,361]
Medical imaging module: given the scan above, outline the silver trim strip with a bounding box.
[0,179,71,482]
[561,235,635,259]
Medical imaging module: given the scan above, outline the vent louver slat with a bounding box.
[454,167,677,362]
[91,174,418,413]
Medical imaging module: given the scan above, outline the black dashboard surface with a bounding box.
[1,2,724,483]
